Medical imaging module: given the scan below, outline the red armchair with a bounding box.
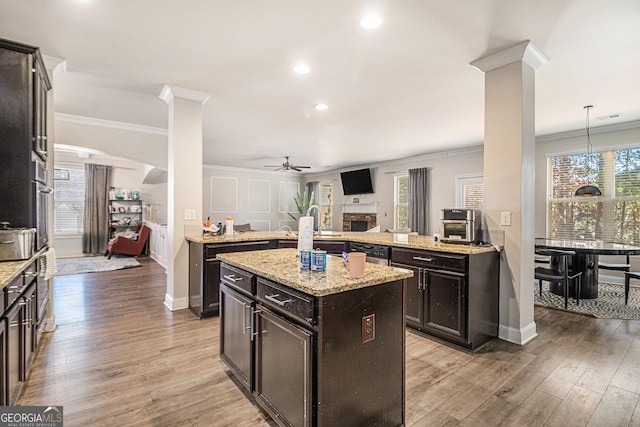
[105,225,151,259]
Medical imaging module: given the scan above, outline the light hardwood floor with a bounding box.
[18,257,640,426]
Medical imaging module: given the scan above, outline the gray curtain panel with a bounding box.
[83,164,113,254]
[408,167,428,235]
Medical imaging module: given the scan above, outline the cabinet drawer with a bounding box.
[220,264,256,296]
[257,278,315,326]
[312,241,346,254]
[391,248,466,272]
[205,241,272,259]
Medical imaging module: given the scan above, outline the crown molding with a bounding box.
[536,120,640,143]
[159,84,210,104]
[471,40,549,72]
[55,113,168,136]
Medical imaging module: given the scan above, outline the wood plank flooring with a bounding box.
[18,257,640,426]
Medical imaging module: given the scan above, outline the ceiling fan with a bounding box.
[264,156,311,172]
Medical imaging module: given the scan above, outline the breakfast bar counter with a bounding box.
[185,230,498,255]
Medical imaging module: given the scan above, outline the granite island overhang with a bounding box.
[216,247,413,296]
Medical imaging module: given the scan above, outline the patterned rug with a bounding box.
[55,255,141,276]
[534,281,640,320]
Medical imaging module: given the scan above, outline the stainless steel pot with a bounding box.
[0,225,36,261]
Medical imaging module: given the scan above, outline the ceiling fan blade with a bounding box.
[291,167,303,172]
[264,165,282,168]
[294,165,311,169]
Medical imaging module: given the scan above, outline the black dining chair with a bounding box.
[623,272,639,305]
[598,253,631,274]
[535,248,583,309]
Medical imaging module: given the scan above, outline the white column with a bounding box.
[471,41,548,345]
[159,85,209,311]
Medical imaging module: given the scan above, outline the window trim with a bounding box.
[455,173,483,209]
[393,173,408,229]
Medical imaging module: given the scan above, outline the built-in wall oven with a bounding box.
[440,209,482,244]
[34,160,51,250]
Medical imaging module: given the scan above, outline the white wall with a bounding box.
[304,148,484,235]
[202,165,304,232]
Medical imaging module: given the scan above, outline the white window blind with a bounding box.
[548,147,640,244]
[394,174,409,229]
[54,164,85,234]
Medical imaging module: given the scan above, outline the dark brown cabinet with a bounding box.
[1,256,45,405]
[0,38,51,237]
[219,259,405,426]
[392,247,498,350]
[188,240,274,318]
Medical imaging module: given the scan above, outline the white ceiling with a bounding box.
[1,0,639,172]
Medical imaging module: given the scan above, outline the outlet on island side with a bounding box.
[362,314,375,343]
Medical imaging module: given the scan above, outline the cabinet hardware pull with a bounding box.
[251,309,262,339]
[264,294,293,306]
[242,303,251,335]
[223,274,243,282]
[413,256,434,262]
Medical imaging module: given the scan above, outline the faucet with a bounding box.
[305,204,320,217]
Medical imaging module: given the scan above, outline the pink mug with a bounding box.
[347,252,366,278]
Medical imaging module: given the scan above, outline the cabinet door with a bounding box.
[23,283,37,375]
[254,306,313,427]
[424,269,466,341]
[220,284,253,391]
[5,302,21,406]
[391,262,422,326]
[203,259,221,315]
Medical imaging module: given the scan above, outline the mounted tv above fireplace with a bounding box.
[340,168,373,195]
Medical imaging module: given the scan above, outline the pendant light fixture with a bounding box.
[575,105,602,197]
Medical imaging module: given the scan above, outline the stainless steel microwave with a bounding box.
[440,209,482,243]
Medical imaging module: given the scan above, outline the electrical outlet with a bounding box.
[500,211,511,226]
[362,314,375,343]
[184,209,196,220]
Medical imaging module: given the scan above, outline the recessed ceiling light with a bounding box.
[314,104,328,111]
[360,13,382,29]
[293,64,310,74]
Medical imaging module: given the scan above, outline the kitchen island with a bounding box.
[217,248,412,427]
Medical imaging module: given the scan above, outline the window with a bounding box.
[319,183,332,230]
[394,174,409,229]
[547,147,640,245]
[455,173,484,209]
[54,164,85,234]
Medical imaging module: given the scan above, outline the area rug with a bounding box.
[55,256,141,276]
[534,282,640,320]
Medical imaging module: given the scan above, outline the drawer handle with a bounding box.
[413,256,434,262]
[264,294,293,307]
[223,274,243,282]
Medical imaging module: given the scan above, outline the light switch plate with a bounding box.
[184,209,196,220]
[500,211,511,226]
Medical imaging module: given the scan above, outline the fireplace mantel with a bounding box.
[342,202,378,214]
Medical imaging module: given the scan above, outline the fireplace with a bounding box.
[350,220,368,232]
[343,213,377,232]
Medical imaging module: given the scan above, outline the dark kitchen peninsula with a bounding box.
[217,248,412,427]
[186,231,500,349]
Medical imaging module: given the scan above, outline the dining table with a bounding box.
[535,238,640,299]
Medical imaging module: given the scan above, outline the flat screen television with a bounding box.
[340,168,374,195]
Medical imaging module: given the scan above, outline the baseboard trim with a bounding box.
[164,294,188,311]
[498,321,538,345]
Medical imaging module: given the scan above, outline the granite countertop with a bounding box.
[0,250,44,289]
[185,230,497,255]
[217,248,414,297]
